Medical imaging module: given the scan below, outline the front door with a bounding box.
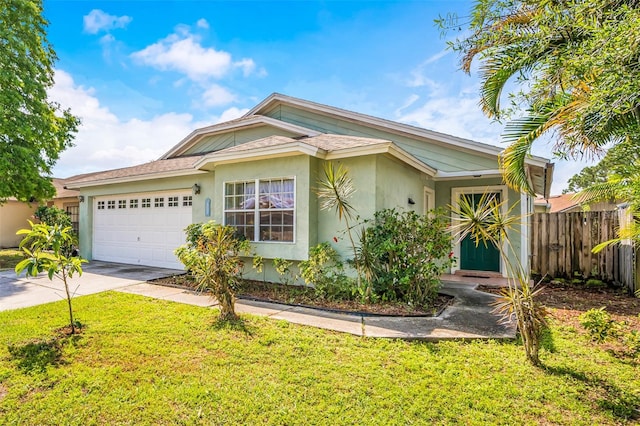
[459,193,501,272]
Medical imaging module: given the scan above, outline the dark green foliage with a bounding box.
[33,206,75,256]
[443,0,640,196]
[0,0,79,202]
[356,209,455,307]
[299,242,356,301]
[34,206,72,229]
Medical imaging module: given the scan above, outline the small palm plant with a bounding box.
[316,162,367,297]
[16,221,87,334]
[450,192,547,366]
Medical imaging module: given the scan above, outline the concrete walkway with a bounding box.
[1,261,516,341]
[0,262,184,311]
[118,281,516,341]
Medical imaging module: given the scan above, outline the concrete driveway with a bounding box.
[0,261,183,312]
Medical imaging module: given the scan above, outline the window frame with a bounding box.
[223,177,296,243]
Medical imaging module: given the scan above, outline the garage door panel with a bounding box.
[93,191,192,269]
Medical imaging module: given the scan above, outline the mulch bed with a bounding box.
[151,275,453,317]
[478,283,640,330]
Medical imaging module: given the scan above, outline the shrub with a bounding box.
[579,308,620,343]
[34,206,76,255]
[175,222,250,321]
[299,242,356,301]
[273,258,297,286]
[580,308,639,357]
[356,208,455,307]
[34,206,72,229]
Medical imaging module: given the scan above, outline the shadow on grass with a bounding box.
[7,334,81,374]
[544,364,640,421]
[210,315,256,337]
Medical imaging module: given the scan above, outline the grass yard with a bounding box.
[0,249,22,271]
[0,292,638,425]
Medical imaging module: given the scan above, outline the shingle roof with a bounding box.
[52,178,79,198]
[212,133,391,155]
[66,155,206,186]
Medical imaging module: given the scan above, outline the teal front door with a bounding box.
[459,193,501,272]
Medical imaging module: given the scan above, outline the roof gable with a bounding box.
[161,115,320,159]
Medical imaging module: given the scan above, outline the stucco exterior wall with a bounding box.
[0,201,36,248]
[375,155,429,214]
[315,156,376,261]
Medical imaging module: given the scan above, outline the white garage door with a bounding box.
[93,191,193,269]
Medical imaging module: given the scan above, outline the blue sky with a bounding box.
[44,0,590,193]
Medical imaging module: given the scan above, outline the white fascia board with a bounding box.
[195,142,323,170]
[160,116,321,159]
[433,169,502,180]
[65,169,208,189]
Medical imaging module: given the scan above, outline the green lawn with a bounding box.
[0,292,638,425]
[0,249,22,271]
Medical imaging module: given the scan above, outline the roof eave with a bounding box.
[65,169,208,189]
[433,169,502,180]
[194,142,324,170]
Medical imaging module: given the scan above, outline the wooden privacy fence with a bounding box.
[531,210,637,292]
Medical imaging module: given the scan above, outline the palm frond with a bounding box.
[316,162,356,221]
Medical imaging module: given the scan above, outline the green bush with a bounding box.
[580,308,639,357]
[34,206,72,229]
[176,222,250,321]
[356,208,455,307]
[273,258,297,285]
[299,242,356,301]
[579,308,620,343]
[33,206,76,255]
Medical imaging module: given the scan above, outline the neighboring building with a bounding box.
[0,199,38,248]
[66,93,553,277]
[0,178,80,248]
[534,193,618,213]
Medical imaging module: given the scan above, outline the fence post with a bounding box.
[617,203,636,294]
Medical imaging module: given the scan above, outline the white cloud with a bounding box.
[83,10,132,34]
[132,34,231,80]
[233,58,256,77]
[196,18,209,29]
[397,93,502,144]
[131,27,260,83]
[407,50,451,89]
[214,107,249,123]
[49,70,205,178]
[202,84,236,107]
[394,94,420,115]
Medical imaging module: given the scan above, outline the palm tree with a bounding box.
[450,192,547,366]
[454,0,640,194]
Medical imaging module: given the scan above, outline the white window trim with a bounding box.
[450,185,509,277]
[423,187,435,214]
[223,176,296,244]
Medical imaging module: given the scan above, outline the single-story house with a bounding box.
[66,93,553,278]
[0,178,81,248]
